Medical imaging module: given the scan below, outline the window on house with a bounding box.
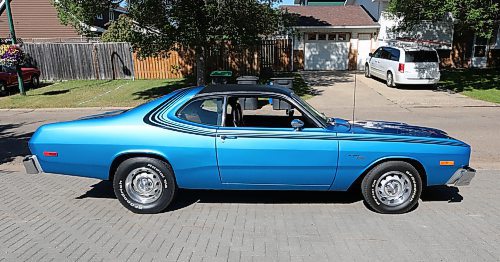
[109,10,115,21]
[328,34,336,41]
[96,14,103,20]
[307,33,317,41]
[317,34,327,40]
[337,33,349,41]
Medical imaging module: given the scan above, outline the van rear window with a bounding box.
[405,51,439,62]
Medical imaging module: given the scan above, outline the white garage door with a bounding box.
[304,36,349,71]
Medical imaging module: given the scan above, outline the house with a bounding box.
[283,5,379,71]
[341,0,500,68]
[0,0,127,42]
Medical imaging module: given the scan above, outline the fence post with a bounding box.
[92,44,100,80]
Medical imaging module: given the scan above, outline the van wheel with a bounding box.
[113,157,177,214]
[364,65,371,78]
[386,72,395,87]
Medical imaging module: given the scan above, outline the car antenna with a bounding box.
[351,66,357,134]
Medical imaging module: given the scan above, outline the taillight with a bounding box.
[398,63,405,73]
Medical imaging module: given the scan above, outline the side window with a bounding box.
[373,48,382,58]
[380,48,391,60]
[388,48,400,61]
[177,97,223,126]
[225,96,316,129]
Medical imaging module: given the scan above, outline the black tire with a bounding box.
[361,161,422,214]
[31,75,40,88]
[386,72,395,87]
[364,65,371,78]
[0,82,7,96]
[113,157,176,214]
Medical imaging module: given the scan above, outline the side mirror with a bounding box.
[291,119,304,131]
[368,53,373,57]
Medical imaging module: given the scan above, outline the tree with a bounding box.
[387,0,499,67]
[387,0,499,39]
[54,0,284,85]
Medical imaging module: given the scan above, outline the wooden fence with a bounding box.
[133,39,292,79]
[22,40,291,80]
[23,42,134,81]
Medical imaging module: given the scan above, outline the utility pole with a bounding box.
[4,0,25,95]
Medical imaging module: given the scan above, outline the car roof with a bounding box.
[197,84,294,96]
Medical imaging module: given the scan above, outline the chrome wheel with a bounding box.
[387,73,393,87]
[124,167,164,204]
[375,171,413,207]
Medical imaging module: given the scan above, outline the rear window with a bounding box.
[405,51,439,62]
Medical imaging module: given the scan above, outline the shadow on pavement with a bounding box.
[421,185,463,203]
[78,181,464,211]
[299,71,353,87]
[0,123,35,165]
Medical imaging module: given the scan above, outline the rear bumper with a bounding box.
[447,167,476,186]
[395,73,440,85]
[23,155,43,174]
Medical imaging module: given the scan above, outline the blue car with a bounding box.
[24,85,475,214]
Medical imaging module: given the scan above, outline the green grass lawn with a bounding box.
[440,69,500,104]
[0,79,191,108]
[0,73,313,109]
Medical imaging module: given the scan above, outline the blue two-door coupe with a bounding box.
[24,84,475,214]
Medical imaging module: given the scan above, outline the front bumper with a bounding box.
[447,167,476,186]
[23,155,43,174]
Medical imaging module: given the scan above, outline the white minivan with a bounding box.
[365,46,440,87]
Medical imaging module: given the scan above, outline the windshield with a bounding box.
[291,93,329,125]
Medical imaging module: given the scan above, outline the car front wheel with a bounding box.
[113,157,176,214]
[361,161,422,214]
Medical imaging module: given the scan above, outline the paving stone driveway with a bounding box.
[0,170,499,262]
[1,72,500,261]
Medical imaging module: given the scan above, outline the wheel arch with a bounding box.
[347,157,428,191]
[108,151,173,181]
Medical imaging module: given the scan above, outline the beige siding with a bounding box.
[0,0,81,40]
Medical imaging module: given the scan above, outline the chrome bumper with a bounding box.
[447,167,475,186]
[23,155,43,174]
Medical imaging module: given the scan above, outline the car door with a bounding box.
[215,94,338,188]
[369,47,383,77]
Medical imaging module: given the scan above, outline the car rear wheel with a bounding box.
[361,161,422,214]
[0,82,6,96]
[31,75,40,88]
[364,65,371,78]
[386,72,395,87]
[113,157,176,214]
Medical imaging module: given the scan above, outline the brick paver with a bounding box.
[0,170,499,261]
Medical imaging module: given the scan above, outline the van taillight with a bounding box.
[398,63,405,73]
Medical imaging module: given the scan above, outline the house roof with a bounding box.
[282,5,379,28]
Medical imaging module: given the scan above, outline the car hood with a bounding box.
[333,118,449,139]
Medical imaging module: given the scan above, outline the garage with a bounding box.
[304,33,349,70]
[283,5,380,71]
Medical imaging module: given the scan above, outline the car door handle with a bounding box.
[219,135,237,140]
